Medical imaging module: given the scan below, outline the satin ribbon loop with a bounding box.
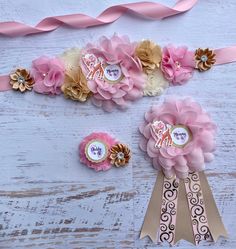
[0,0,198,37]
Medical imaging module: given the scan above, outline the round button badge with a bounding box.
[104,64,123,83]
[85,139,108,163]
[170,125,192,148]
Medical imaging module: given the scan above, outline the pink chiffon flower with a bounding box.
[161,45,195,85]
[79,132,117,171]
[139,98,217,179]
[81,34,146,112]
[31,56,65,95]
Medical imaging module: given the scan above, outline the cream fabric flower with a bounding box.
[143,69,169,96]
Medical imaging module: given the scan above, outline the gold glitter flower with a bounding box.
[109,143,131,167]
[60,48,91,102]
[10,69,34,92]
[61,67,91,102]
[195,48,216,71]
[135,40,162,74]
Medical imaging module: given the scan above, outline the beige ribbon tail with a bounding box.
[199,171,228,241]
[174,179,196,245]
[140,171,164,242]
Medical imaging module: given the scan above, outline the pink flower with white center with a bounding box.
[139,98,217,179]
[81,34,146,112]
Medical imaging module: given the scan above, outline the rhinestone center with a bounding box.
[201,55,208,62]
[17,76,25,84]
[117,152,124,160]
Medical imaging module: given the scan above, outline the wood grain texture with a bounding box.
[0,0,236,248]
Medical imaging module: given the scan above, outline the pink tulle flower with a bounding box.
[31,56,65,95]
[81,34,146,112]
[79,132,117,171]
[139,98,217,179]
[161,45,195,85]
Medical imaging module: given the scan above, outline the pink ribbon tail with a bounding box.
[215,46,236,65]
[0,75,11,91]
[0,0,198,37]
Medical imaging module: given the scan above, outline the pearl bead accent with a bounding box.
[175,61,181,70]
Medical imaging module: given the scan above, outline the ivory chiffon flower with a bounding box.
[139,98,217,179]
[81,34,146,112]
[143,69,169,96]
[31,56,65,95]
[161,45,195,85]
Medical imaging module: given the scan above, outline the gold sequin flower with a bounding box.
[135,40,162,74]
[195,48,216,71]
[10,69,34,92]
[60,48,91,102]
[61,67,91,102]
[109,143,131,167]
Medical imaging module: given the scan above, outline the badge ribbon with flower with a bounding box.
[1,34,236,112]
[139,98,227,245]
[79,132,131,171]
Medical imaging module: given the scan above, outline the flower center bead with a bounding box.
[200,55,208,62]
[175,61,181,70]
[17,76,25,84]
[117,152,124,159]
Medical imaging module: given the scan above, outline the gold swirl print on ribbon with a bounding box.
[140,171,227,245]
[184,172,211,244]
[158,176,179,245]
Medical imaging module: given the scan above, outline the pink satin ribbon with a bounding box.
[215,46,236,65]
[0,75,11,91]
[0,0,198,37]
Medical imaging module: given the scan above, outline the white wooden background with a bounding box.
[0,0,236,248]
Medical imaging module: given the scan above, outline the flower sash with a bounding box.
[1,40,236,110]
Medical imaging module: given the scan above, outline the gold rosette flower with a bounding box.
[195,48,216,71]
[109,143,131,167]
[60,48,91,102]
[135,40,162,73]
[10,69,34,92]
[61,67,91,102]
[143,69,169,96]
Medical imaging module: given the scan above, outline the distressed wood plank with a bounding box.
[0,0,236,248]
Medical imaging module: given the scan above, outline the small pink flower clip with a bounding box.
[79,132,131,171]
